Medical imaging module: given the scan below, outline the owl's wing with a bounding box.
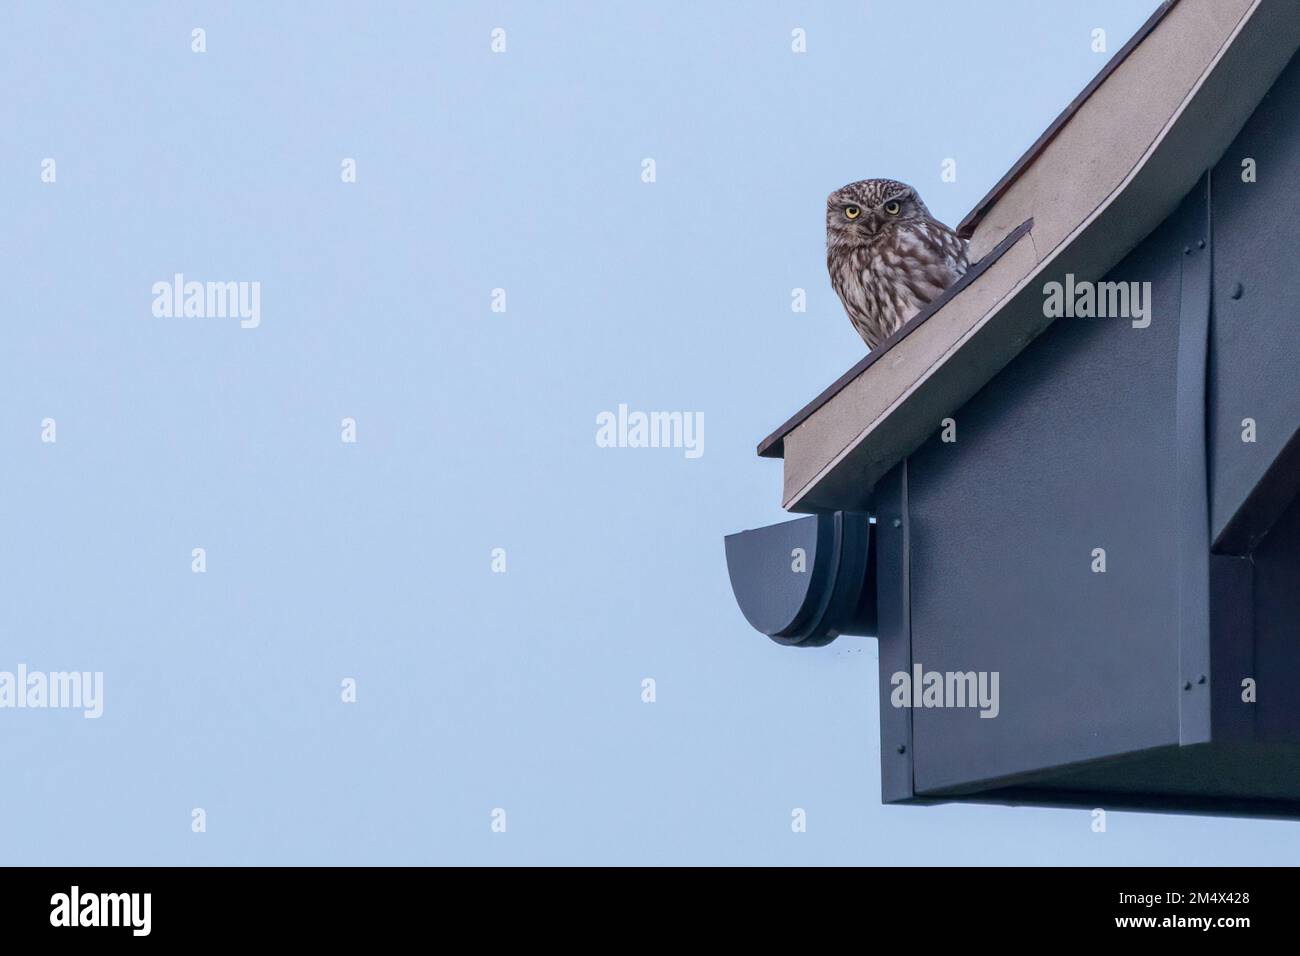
[935,224,970,277]
[905,224,970,306]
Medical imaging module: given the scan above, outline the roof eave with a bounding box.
[762,0,1299,514]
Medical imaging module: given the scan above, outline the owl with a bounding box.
[826,179,969,350]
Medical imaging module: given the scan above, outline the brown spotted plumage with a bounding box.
[826,178,969,350]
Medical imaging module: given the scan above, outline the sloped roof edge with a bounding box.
[756,218,1033,459]
[955,0,1180,240]
[759,0,1189,462]
[761,0,1299,514]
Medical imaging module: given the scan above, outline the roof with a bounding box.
[953,0,1179,241]
[761,0,1300,513]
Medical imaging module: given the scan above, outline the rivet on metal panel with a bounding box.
[1230,282,1244,300]
[891,518,901,528]
[1198,239,1206,249]
[1198,674,1207,685]
[1183,681,1193,691]
[896,744,907,754]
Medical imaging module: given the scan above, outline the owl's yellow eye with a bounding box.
[844,206,861,219]
[884,200,902,216]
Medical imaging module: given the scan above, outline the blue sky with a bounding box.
[4,0,1296,864]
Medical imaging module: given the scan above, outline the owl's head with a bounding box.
[826,179,931,244]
